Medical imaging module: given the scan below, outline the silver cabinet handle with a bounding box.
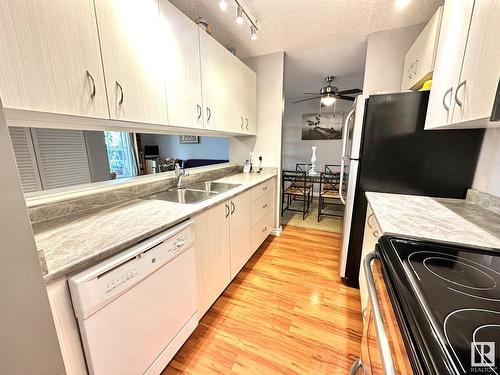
[362,307,367,319]
[262,203,268,209]
[442,87,453,112]
[455,80,466,107]
[364,251,396,375]
[225,203,230,218]
[206,107,212,122]
[262,226,267,232]
[230,201,235,215]
[245,118,249,129]
[367,213,375,229]
[197,104,202,120]
[116,81,124,106]
[241,117,244,129]
[349,358,364,375]
[86,70,96,100]
[262,186,268,190]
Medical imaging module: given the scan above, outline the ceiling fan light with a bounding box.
[236,5,244,25]
[321,95,336,106]
[219,0,228,11]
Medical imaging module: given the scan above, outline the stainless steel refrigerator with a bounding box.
[338,91,485,287]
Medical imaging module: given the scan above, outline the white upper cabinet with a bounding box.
[401,6,443,91]
[425,0,500,129]
[425,0,474,129]
[242,64,257,135]
[451,0,500,126]
[94,0,168,125]
[0,0,108,118]
[199,30,229,131]
[160,0,203,129]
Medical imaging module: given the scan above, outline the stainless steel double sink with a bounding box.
[146,181,240,204]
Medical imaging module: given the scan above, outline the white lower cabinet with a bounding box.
[46,279,88,375]
[229,190,253,279]
[193,201,231,318]
[359,203,382,312]
[194,178,276,318]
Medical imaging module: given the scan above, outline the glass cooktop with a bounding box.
[379,237,500,375]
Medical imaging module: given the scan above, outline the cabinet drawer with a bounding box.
[251,212,273,250]
[252,190,273,225]
[252,178,275,202]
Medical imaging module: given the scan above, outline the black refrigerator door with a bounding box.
[343,91,485,288]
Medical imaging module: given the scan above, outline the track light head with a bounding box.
[219,0,228,11]
[236,4,244,25]
[251,25,257,40]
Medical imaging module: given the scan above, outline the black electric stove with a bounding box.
[378,236,500,375]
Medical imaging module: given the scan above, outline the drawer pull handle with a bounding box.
[367,213,375,229]
[373,230,380,239]
[262,226,267,232]
[262,186,268,190]
[262,203,268,208]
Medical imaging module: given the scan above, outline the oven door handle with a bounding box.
[364,251,396,375]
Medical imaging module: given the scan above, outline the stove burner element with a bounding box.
[408,251,500,302]
[423,257,496,290]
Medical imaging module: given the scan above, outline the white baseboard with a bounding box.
[270,226,283,236]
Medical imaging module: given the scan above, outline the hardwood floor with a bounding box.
[162,225,362,374]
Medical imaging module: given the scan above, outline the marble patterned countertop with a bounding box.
[34,169,276,283]
[366,190,500,249]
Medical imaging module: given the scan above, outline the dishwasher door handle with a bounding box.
[364,251,396,375]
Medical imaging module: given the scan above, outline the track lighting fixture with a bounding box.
[218,0,259,40]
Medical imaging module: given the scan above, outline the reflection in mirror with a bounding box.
[8,127,229,193]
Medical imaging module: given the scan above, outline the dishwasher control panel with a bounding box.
[69,220,194,319]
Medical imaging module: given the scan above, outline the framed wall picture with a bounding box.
[301,112,344,140]
[179,135,200,144]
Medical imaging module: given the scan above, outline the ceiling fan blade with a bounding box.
[338,88,362,95]
[335,95,356,101]
[303,92,321,95]
[292,96,321,104]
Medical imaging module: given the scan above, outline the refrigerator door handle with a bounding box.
[339,107,356,204]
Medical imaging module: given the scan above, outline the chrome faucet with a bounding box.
[175,163,189,189]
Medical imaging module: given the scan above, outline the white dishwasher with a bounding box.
[69,220,198,375]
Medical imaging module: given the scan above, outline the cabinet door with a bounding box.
[199,30,230,131]
[243,65,257,135]
[0,0,108,118]
[401,6,443,91]
[452,0,500,125]
[160,0,203,129]
[94,0,168,124]
[425,0,474,129]
[194,201,231,317]
[229,190,252,279]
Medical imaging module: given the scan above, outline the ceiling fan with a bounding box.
[292,76,362,106]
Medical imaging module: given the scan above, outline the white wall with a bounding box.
[141,134,229,160]
[473,128,500,196]
[0,103,66,374]
[282,99,352,174]
[231,52,285,231]
[363,24,424,95]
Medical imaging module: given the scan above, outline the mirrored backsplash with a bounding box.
[8,127,229,193]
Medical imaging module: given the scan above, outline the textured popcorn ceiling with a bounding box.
[170,0,443,96]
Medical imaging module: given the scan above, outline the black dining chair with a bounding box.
[324,164,341,175]
[317,172,344,221]
[295,163,314,204]
[281,170,313,220]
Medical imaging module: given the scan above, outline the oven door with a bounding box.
[349,252,413,374]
